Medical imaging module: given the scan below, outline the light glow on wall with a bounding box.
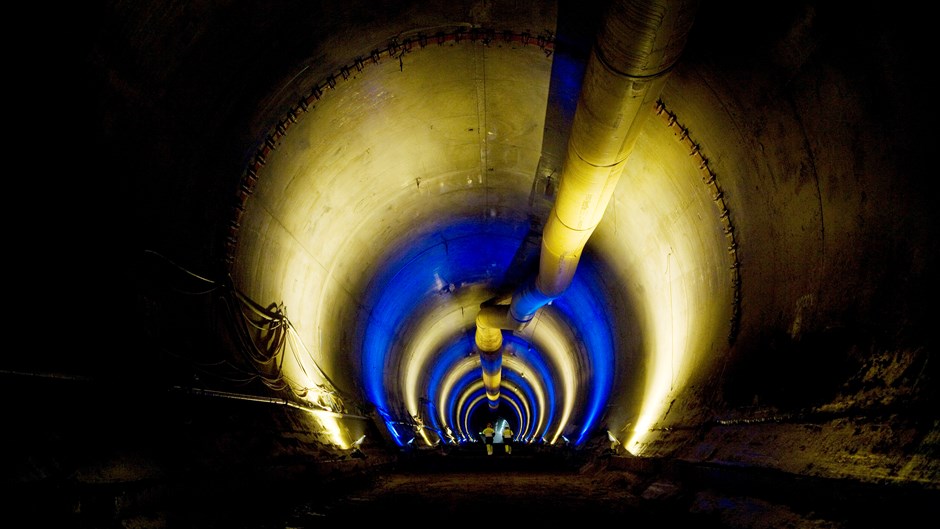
[229,33,732,459]
[617,126,730,455]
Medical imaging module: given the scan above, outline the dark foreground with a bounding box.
[10,442,936,528]
[260,445,936,528]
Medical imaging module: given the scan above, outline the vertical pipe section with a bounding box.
[476,0,699,408]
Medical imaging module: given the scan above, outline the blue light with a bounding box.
[357,218,615,447]
[550,254,616,446]
[503,335,557,440]
[425,331,476,432]
[359,219,527,445]
[444,370,477,429]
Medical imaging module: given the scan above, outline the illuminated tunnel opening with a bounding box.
[468,413,517,443]
[358,216,617,447]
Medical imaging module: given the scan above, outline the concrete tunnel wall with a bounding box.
[227,0,727,449]
[211,0,935,473]
[7,0,937,523]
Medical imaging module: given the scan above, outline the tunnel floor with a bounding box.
[12,440,935,528]
[8,377,935,528]
[188,445,932,528]
[250,445,700,526]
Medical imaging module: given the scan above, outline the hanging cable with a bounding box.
[141,249,364,415]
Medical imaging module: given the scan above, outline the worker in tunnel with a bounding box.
[483,422,496,455]
[502,423,514,454]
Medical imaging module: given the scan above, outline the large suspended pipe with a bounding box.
[476,0,700,409]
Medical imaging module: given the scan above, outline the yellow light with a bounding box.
[459,388,488,436]
[403,307,474,420]
[515,310,579,445]
[500,357,536,436]
[440,356,486,428]
[611,125,732,455]
[307,409,351,449]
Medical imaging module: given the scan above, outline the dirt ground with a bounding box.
[32,441,929,528]
[276,458,670,525]
[257,447,858,528]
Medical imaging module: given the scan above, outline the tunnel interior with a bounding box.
[7,0,938,526]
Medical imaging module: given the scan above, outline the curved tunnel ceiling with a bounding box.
[226,0,735,454]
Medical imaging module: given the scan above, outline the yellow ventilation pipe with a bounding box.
[476,0,699,409]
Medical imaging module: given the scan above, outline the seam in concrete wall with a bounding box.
[225,28,558,269]
[654,99,741,344]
